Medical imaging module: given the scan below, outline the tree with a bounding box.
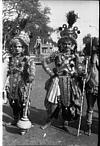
[3,0,53,53]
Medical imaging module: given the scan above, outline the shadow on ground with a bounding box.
[2,104,98,135]
[2,104,47,134]
[68,116,98,135]
[2,105,13,124]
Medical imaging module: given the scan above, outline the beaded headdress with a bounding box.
[58,11,80,53]
[11,31,30,47]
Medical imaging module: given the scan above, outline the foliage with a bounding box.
[3,0,53,52]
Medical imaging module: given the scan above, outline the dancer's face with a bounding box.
[13,41,23,54]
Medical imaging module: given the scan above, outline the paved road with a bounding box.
[2,65,98,146]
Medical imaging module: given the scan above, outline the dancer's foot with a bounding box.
[63,121,69,131]
[64,121,68,127]
[6,119,18,126]
[41,122,51,130]
[84,124,91,136]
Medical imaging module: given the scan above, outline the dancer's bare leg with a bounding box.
[41,104,60,130]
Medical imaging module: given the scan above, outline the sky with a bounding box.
[40,0,99,50]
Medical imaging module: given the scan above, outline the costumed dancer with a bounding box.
[41,11,83,130]
[84,39,99,136]
[3,31,35,130]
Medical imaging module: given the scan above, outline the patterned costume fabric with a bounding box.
[4,31,35,123]
[42,51,83,121]
[85,53,99,125]
[5,54,35,121]
[42,18,83,122]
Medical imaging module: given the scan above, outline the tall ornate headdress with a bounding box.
[58,11,80,53]
[59,10,80,39]
[11,31,30,47]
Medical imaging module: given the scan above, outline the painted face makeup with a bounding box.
[13,41,23,53]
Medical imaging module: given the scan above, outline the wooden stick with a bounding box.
[77,57,89,136]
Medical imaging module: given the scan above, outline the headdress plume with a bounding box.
[66,11,78,28]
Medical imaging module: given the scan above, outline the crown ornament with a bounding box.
[60,24,80,40]
[57,11,80,53]
[59,11,80,40]
[10,31,30,47]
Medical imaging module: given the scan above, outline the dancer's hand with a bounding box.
[2,89,8,104]
[53,68,58,76]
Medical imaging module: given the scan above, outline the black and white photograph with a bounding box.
[2,0,99,146]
